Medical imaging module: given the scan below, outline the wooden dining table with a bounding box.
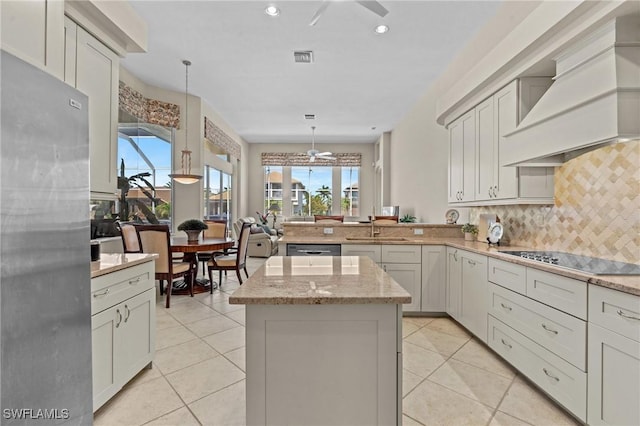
[170,236,235,293]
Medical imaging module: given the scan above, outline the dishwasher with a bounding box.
[286,244,341,256]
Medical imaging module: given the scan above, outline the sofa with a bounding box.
[234,217,279,257]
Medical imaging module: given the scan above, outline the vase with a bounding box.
[464,232,474,241]
[185,230,202,242]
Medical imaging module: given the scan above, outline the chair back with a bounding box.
[135,224,171,274]
[116,222,142,253]
[373,216,398,225]
[204,220,227,239]
[236,222,252,267]
[314,215,344,223]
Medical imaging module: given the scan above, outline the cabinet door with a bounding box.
[475,97,494,201]
[588,323,640,426]
[341,244,382,263]
[460,252,488,342]
[448,119,464,203]
[494,81,518,199]
[92,305,119,411]
[117,289,156,385]
[74,25,119,195]
[382,263,421,312]
[0,0,64,79]
[446,248,462,321]
[460,112,476,202]
[421,246,446,312]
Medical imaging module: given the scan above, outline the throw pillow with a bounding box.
[250,224,265,234]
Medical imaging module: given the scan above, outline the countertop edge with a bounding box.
[91,253,158,278]
[228,296,412,305]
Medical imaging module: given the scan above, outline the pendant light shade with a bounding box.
[169,59,202,184]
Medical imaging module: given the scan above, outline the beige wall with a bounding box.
[471,141,640,264]
[247,142,375,221]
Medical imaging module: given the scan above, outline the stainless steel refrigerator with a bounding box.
[1,51,92,424]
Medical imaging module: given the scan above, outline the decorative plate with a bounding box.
[445,209,459,224]
[488,222,504,244]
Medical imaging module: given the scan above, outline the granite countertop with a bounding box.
[91,253,158,278]
[279,237,640,296]
[229,256,412,305]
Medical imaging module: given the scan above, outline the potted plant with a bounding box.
[178,219,208,242]
[399,214,417,223]
[461,223,478,241]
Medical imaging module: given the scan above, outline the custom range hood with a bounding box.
[502,15,640,167]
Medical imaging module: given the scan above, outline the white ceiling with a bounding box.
[122,1,502,144]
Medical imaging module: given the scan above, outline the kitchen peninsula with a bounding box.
[229,255,411,425]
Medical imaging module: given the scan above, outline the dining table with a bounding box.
[170,236,235,294]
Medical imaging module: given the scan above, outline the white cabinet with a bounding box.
[381,245,422,312]
[91,261,156,411]
[587,285,640,426]
[341,244,382,263]
[64,17,119,197]
[0,0,65,79]
[446,247,462,321]
[449,78,555,206]
[421,246,446,312]
[448,110,475,202]
[459,250,488,342]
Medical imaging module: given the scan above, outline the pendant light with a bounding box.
[169,59,202,184]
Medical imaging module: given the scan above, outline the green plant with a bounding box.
[399,214,417,223]
[118,159,161,224]
[177,219,208,231]
[461,223,478,235]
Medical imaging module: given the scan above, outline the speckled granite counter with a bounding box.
[278,236,639,296]
[91,253,158,278]
[229,256,411,305]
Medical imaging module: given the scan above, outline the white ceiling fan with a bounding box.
[310,0,389,26]
[307,126,336,162]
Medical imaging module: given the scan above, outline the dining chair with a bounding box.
[116,222,142,253]
[314,215,344,223]
[135,224,194,308]
[197,220,228,277]
[207,222,251,291]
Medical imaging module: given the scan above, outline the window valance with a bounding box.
[118,81,180,128]
[204,117,242,159]
[261,152,361,167]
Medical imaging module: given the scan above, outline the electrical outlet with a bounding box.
[414,228,424,235]
[323,227,333,235]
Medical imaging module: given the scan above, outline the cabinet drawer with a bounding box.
[488,283,586,370]
[91,262,154,315]
[589,285,640,342]
[526,268,587,320]
[341,244,382,263]
[382,245,421,263]
[488,316,586,422]
[488,257,526,295]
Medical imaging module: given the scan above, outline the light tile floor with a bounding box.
[94,257,580,426]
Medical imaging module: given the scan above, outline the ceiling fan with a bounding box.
[310,0,389,26]
[307,126,336,162]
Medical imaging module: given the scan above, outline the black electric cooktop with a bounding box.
[501,251,640,275]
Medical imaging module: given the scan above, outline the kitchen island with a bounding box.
[229,256,411,426]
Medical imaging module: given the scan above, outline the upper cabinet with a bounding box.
[448,78,555,206]
[0,0,65,79]
[65,17,119,197]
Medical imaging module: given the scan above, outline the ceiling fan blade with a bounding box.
[356,1,388,17]
[309,155,316,163]
[309,1,330,26]
[317,151,333,157]
[318,154,337,160]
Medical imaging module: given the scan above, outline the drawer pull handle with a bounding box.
[543,368,560,382]
[501,339,512,349]
[500,303,512,311]
[468,260,476,266]
[124,305,130,322]
[617,310,640,321]
[115,309,122,328]
[541,324,559,334]
[129,277,141,285]
[93,288,110,298]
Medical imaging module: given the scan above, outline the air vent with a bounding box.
[304,114,316,120]
[294,51,314,63]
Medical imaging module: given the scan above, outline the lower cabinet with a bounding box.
[91,261,156,411]
[381,263,422,312]
[421,246,446,312]
[587,285,640,426]
[446,247,462,321]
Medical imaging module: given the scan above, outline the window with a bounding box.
[341,167,359,217]
[264,166,283,213]
[117,110,173,225]
[291,166,332,216]
[204,166,232,228]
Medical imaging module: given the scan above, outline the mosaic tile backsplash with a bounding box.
[471,140,639,264]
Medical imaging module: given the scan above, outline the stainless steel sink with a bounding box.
[345,237,407,241]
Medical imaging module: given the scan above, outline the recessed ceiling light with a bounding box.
[265,5,280,17]
[374,25,389,34]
